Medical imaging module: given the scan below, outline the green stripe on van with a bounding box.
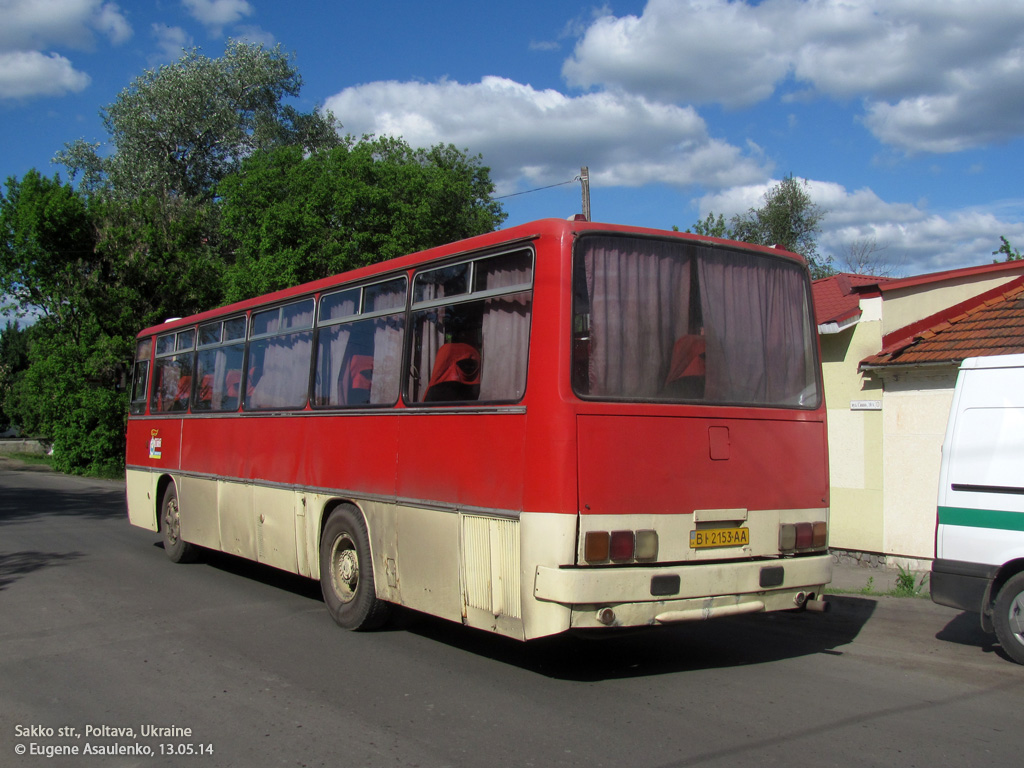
[938,506,1024,532]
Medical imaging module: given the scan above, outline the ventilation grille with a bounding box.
[462,515,521,619]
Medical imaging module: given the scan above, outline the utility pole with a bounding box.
[580,166,591,221]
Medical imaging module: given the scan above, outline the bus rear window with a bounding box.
[572,235,820,408]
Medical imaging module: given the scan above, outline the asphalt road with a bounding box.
[1,464,1021,768]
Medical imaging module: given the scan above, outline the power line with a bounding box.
[492,177,579,201]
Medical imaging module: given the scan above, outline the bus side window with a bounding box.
[130,339,152,415]
[408,249,532,405]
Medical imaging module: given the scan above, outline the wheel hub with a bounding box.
[331,536,359,603]
[163,498,180,544]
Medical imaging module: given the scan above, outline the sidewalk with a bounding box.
[828,555,931,596]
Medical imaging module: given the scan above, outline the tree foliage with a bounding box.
[0,171,97,336]
[218,137,506,301]
[685,212,730,239]
[2,42,506,476]
[993,236,1022,262]
[687,175,833,279]
[836,237,904,277]
[730,175,831,278]
[0,320,33,431]
[57,41,340,200]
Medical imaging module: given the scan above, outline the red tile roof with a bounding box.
[812,273,891,326]
[861,276,1024,367]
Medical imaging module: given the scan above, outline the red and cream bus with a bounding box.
[126,218,830,640]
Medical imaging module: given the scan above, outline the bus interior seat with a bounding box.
[340,354,374,405]
[663,334,706,399]
[198,374,213,405]
[173,375,192,411]
[424,343,481,402]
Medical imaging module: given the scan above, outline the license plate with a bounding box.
[690,527,750,549]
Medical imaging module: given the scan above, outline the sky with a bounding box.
[1,0,1024,278]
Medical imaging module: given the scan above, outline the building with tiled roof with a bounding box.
[814,260,1024,563]
[861,276,1024,368]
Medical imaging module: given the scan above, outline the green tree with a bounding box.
[0,320,32,431]
[218,137,506,301]
[730,175,831,278]
[57,40,340,201]
[993,236,1022,262]
[685,212,731,239]
[689,176,832,279]
[0,171,97,338]
[0,173,129,473]
[13,41,343,475]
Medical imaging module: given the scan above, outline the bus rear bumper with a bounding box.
[534,554,831,629]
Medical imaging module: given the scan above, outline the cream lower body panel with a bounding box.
[534,554,831,631]
[126,468,160,531]
[125,468,827,640]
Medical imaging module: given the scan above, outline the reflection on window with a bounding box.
[151,329,196,413]
[130,339,152,415]
[314,277,406,408]
[245,299,314,410]
[408,250,532,404]
[572,235,820,408]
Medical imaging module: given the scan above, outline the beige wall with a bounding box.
[882,273,1024,337]
[820,307,885,553]
[876,370,956,559]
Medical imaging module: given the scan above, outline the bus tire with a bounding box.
[319,505,390,631]
[160,483,199,564]
[993,572,1024,665]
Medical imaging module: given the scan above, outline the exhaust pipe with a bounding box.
[805,598,830,613]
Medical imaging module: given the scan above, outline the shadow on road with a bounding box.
[168,544,325,603]
[0,469,126,525]
[0,550,84,590]
[934,609,1012,661]
[399,594,879,681]
[147,538,880,679]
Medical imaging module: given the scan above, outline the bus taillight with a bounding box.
[584,530,659,564]
[779,521,827,553]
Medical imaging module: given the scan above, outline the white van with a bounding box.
[932,354,1024,664]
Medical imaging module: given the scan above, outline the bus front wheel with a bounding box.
[160,483,198,563]
[319,505,390,630]
[993,572,1024,665]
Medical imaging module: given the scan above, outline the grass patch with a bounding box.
[826,568,930,598]
[1,451,55,468]
[890,564,929,598]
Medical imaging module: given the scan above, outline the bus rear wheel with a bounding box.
[319,505,390,630]
[993,572,1024,665]
[160,483,198,563]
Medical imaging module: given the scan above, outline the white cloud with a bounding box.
[0,0,129,99]
[0,50,90,99]
[324,76,769,195]
[94,2,131,45]
[698,178,1024,274]
[563,0,789,108]
[0,0,132,51]
[181,0,253,35]
[150,23,193,64]
[562,0,1024,152]
[232,25,275,48]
